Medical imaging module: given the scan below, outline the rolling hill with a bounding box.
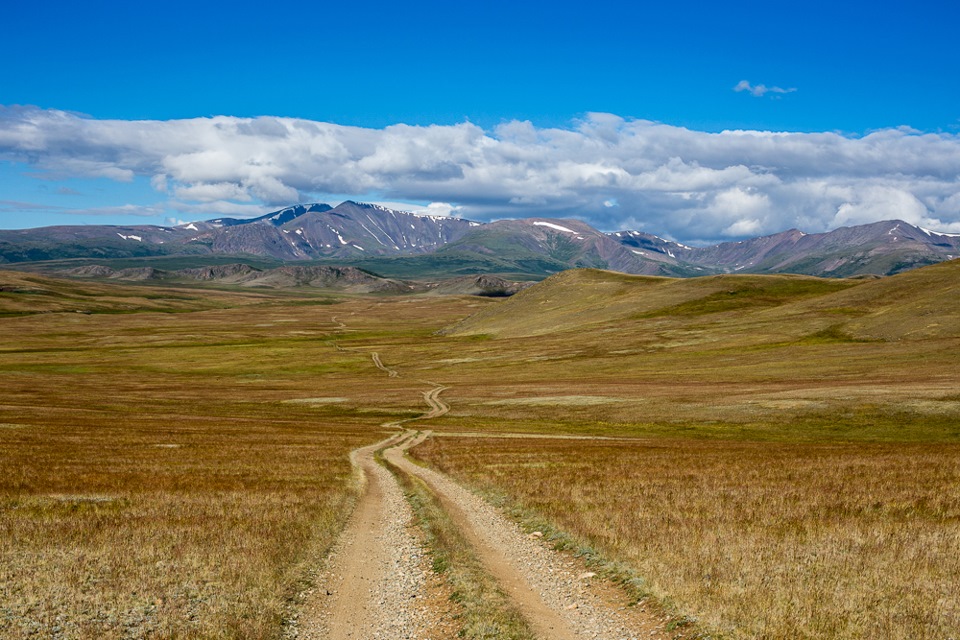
[0,270,261,316]
[442,258,960,341]
[60,263,411,293]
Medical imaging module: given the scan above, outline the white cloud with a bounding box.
[150,174,168,192]
[420,202,463,217]
[368,200,464,217]
[832,185,929,228]
[724,218,764,236]
[3,106,960,242]
[168,200,271,218]
[173,182,252,203]
[734,80,797,98]
[714,187,772,222]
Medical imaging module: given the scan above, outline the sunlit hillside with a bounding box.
[444,259,960,342]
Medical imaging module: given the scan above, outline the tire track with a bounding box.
[385,432,671,640]
[292,434,431,639]
[371,352,399,377]
[385,431,578,639]
[293,324,440,638]
[419,384,449,419]
[309,319,667,639]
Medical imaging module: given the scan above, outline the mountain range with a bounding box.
[2,200,958,279]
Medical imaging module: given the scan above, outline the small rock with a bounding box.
[527,531,544,539]
[565,602,579,610]
[578,572,597,580]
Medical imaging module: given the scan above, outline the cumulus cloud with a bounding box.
[173,181,253,203]
[734,80,797,98]
[421,202,465,217]
[2,105,960,243]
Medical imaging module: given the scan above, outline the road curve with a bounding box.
[299,323,667,638]
[371,352,399,377]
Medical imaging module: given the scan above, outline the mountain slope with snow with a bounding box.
[1,202,958,278]
[653,220,960,277]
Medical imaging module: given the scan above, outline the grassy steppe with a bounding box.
[405,265,960,639]
[2,262,960,639]
[0,272,475,638]
[415,438,960,639]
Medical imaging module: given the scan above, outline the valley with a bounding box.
[0,261,958,639]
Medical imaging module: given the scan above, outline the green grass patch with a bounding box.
[795,324,875,344]
[638,278,855,318]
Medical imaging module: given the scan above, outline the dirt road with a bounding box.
[292,433,432,639]
[294,327,669,638]
[299,430,668,638]
[384,431,669,640]
[371,353,399,378]
[418,384,449,419]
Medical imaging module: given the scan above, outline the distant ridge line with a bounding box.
[0,201,957,278]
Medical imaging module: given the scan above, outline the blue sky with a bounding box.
[2,0,960,243]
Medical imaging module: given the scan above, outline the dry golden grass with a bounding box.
[442,268,863,339]
[4,262,960,639]
[0,269,265,316]
[382,266,960,444]
[415,437,960,639]
[1,421,364,639]
[0,274,476,638]
[396,264,960,639]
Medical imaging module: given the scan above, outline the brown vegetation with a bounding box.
[3,261,960,639]
[406,263,960,639]
[415,436,960,639]
[0,274,472,638]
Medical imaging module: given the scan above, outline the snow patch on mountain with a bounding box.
[921,227,960,238]
[533,221,576,233]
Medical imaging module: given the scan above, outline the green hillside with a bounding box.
[443,268,862,338]
[0,270,272,316]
